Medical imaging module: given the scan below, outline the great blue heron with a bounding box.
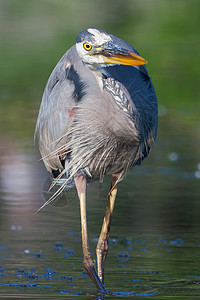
[35,28,158,294]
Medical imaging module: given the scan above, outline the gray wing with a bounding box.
[102,64,158,165]
[108,35,158,164]
[35,46,79,172]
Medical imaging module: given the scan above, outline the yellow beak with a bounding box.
[94,45,147,66]
[103,52,147,66]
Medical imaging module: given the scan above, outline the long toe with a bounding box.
[84,262,108,294]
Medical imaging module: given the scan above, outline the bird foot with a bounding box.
[83,257,108,294]
[96,244,108,283]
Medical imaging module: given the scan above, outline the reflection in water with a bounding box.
[0,0,200,295]
[0,151,40,232]
[0,133,200,297]
[41,172,77,209]
[1,153,34,199]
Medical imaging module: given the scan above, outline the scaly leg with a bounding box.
[74,175,108,294]
[96,173,120,284]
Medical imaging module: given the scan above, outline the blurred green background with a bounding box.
[0,0,199,141]
[0,1,200,296]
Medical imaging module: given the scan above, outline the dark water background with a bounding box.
[0,1,200,299]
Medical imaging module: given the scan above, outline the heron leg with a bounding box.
[96,173,119,284]
[74,175,108,294]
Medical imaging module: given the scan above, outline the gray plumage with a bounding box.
[35,28,157,191]
[35,28,158,292]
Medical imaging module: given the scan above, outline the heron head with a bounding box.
[76,28,147,70]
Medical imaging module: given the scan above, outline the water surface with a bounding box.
[0,128,200,299]
[0,1,200,298]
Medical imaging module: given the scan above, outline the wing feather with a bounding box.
[35,49,76,171]
[102,64,158,162]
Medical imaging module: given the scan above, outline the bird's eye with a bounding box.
[83,42,92,51]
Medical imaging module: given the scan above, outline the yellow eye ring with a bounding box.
[83,42,92,51]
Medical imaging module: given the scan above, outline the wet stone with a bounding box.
[63,248,75,258]
[0,246,9,251]
[17,268,26,274]
[54,275,73,281]
[158,237,167,244]
[116,250,130,263]
[109,238,119,245]
[54,241,64,252]
[32,253,42,258]
[166,248,172,252]
[132,278,141,282]
[170,238,184,246]
[0,265,5,274]
[140,248,148,252]
[26,272,38,280]
[168,152,179,162]
[24,249,30,254]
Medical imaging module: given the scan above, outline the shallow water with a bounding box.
[0,1,200,298]
[0,125,200,299]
